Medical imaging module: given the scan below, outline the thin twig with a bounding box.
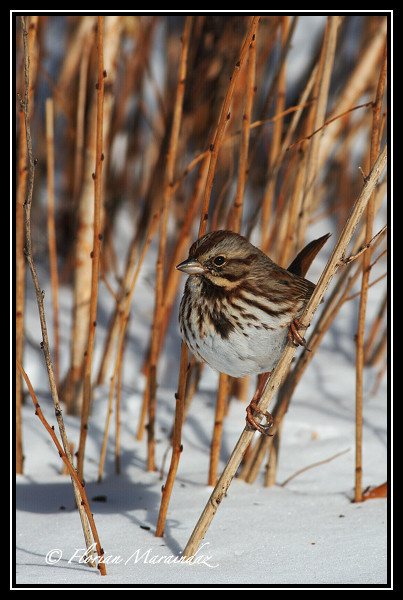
[280,448,350,487]
[16,360,107,576]
[286,102,373,152]
[340,224,387,265]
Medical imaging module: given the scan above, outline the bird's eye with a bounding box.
[213,255,226,267]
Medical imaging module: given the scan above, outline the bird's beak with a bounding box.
[176,257,205,275]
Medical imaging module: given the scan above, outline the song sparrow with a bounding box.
[176,230,330,434]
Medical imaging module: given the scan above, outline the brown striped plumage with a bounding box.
[176,230,329,379]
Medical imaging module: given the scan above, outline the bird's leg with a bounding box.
[288,319,312,351]
[245,372,273,436]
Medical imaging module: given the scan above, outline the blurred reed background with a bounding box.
[15,14,387,511]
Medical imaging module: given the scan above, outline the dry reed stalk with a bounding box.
[209,150,235,231]
[155,341,189,537]
[267,94,374,266]
[66,16,121,414]
[97,358,118,481]
[197,16,260,238]
[18,15,95,562]
[297,16,340,248]
[15,108,26,475]
[115,333,125,475]
[45,97,60,389]
[61,441,75,475]
[262,151,299,260]
[208,372,228,486]
[73,27,94,201]
[271,70,318,266]
[135,150,211,426]
[15,15,39,474]
[16,360,107,576]
[98,279,130,478]
[232,23,257,233]
[137,374,149,442]
[95,52,161,387]
[264,419,282,487]
[259,91,318,260]
[208,24,258,485]
[56,16,97,96]
[182,144,386,557]
[146,16,193,472]
[243,237,383,485]
[316,18,387,176]
[77,16,105,482]
[261,16,289,246]
[247,16,298,169]
[354,39,387,503]
[256,62,322,271]
[138,145,213,403]
[306,107,379,233]
[152,153,210,364]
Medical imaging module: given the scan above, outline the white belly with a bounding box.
[183,319,290,377]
